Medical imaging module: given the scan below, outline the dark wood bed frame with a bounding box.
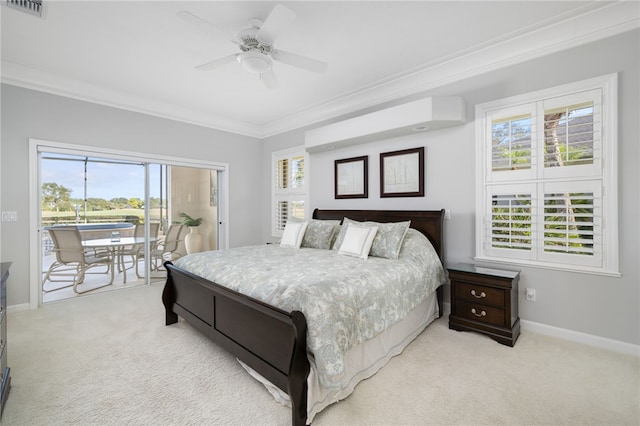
[162,209,445,426]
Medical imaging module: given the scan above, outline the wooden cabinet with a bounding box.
[0,262,10,418]
[448,263,520,347]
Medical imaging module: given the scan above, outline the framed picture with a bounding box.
[380,147,424,197]
[335,155,368,199]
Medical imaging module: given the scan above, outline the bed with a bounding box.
[162,209,446,425]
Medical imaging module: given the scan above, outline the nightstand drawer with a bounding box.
[455,300,506,328]
[455,281,504,307]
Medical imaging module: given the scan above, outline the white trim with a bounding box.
[29,138,230,309]
[2,2,637,139]
[1,62,264,139]
[28,141,40,309]
[443,302,637,356]
[520,319,640,358]
[7,303,30,314]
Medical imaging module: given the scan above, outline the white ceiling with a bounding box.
[1,1,638,138]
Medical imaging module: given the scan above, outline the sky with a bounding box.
[41,154,163,201]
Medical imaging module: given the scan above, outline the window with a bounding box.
[475,74,619,276]
[272,147,308,236]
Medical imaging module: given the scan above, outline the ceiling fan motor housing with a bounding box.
[236,19,274,74]
[238,20,273,53]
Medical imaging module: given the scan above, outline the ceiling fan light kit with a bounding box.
[180,3,327,88]
[238,51,272,74]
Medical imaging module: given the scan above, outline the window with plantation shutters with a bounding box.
[476,74,618,276]
[272,148,308,236]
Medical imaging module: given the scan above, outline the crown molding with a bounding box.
[1,1,638,140]
[259,1,639,137]
[0,61,264,138]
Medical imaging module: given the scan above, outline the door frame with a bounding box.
[28,138,229,309]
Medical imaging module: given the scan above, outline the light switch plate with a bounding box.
[1,211,17,221]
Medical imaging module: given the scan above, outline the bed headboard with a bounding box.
[312,209,445,265]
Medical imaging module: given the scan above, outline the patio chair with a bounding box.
[148,224,188,272]
[43,226,114,294]
[116,223,159,277]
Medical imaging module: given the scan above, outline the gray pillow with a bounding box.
[298,219,340,249]
[333,218,411,259]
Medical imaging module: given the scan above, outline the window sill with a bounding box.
[473,256,621,278]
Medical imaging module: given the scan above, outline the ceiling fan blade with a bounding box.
[195,54,239,72]
[177,11,239,45]
[257,4,296,45]
[260,69,279,89]
[271,49,328,74]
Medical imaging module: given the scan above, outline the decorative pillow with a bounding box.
[337,223,379,259]
[329,224,341,249]
[280,221,308,248]
[300,219,340,249]
[334,218,411,259]
[368,220,411,259]
[331,219,352,251]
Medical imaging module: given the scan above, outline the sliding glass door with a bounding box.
[34,143,225,304]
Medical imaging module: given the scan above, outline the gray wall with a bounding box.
[262,30,640,345]
[1,85,263,306]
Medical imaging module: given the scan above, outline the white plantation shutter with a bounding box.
[542,89,602,179]
[486,185,535,261]
[539,181,602,267]
[476,74,618,275]
[490,194,533,251]
[272,148,308,236]
[486,103,537,183]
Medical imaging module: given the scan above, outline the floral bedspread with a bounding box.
[173,229,445,389]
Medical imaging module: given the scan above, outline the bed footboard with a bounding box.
[162,261,310,426]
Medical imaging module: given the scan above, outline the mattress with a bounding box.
[241,292,439,422]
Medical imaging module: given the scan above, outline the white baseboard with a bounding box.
[442,302,639,357]
[7,303,30,314]
[520,320,640,357]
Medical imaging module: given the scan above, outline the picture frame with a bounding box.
[335,155,368,199]
[380,147,425,197]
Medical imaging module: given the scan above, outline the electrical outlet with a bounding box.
[525,288,536,301]
[444,209,451,220]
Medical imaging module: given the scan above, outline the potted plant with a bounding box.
[179,212,202,227]
[179,212,203,254]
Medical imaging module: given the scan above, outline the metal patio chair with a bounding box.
[43,226,114,294]
[148,224,188,273]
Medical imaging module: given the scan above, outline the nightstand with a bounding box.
[448,263,520,347]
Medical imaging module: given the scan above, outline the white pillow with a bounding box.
[338,224,379,259]
[280,221,308,248]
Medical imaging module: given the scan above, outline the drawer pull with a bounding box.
[470,290,486,298]
[471,308,486,317]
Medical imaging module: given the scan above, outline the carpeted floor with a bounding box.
[3,283,639,425]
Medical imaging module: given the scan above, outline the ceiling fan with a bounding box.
[178,4,328,89]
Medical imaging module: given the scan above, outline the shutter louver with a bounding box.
[490,193,532,251]
[543,191,597,256]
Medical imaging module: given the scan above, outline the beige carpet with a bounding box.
[3,284,639,425]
